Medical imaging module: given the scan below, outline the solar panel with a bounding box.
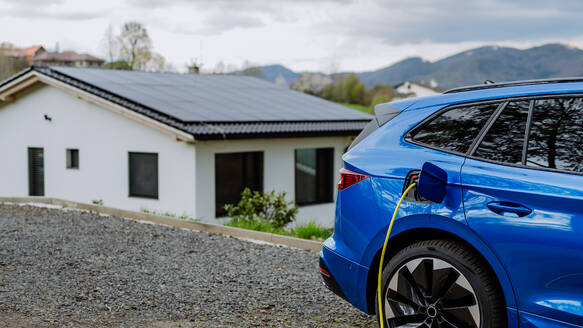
[50,66,372,123]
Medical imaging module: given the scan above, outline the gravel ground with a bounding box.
[0,204,376,327]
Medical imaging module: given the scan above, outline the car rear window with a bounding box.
[474,101,530,165]
[409,103,499,154]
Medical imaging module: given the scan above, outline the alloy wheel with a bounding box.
[384,257,480,328]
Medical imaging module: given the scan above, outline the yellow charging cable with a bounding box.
[378,182,417,328]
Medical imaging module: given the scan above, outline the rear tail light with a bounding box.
[337,168,369,190]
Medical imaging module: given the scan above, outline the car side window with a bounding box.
[473,100,530,165]
[527,97,583,173]
[409,103,498,154]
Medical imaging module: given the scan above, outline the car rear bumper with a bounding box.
[320,245,370,313]
[319,256,348,302]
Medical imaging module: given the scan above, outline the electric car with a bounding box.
[319,79,583,328]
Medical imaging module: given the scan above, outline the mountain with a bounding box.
[243,43,583,90]
[235,64,300,84]
[357,43,583,89]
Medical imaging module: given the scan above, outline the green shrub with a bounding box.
[92,199,104,206]
[225,217,289,235]
[292,221,333,240]
[224,188,298,229]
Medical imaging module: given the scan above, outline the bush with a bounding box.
[224,188,298,229]
[224,217,289,235]
[292,221,333,240]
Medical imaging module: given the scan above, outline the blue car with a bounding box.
[319,79,583,328]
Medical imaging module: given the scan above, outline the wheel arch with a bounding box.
[364,222,517,315]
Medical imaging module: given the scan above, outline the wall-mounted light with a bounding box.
[44,114,52,122]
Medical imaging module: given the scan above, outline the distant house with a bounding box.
[393,80,443,100]
[0,66,371,226]
[0,45,46,65]
[33,51,104,68]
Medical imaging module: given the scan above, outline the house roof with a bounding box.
[0,66,371,140]
[33,52,104,64]
[23,46,45,57]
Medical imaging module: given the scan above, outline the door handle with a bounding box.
[487,201,532,217]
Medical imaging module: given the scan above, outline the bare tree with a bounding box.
[101,22,172,72]
[213,61,225,74]
[146,53,175,72]
[0,51,27,80]
[118,22,153,70]
[102,24,118,64]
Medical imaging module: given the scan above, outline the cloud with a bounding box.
[315,0,583,45]
[198,12,266,34]
[129,0,353,34]
[0,0,107,20]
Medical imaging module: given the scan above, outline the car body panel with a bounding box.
[520,311,583,328]
[462,158,583,326]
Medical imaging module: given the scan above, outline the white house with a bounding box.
[393,80,443,100]
[0,66,371,227]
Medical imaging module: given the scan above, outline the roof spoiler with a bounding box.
[374,103,403,126]
[347,102,404,151]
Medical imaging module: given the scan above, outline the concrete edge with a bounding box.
[0,197,323,252]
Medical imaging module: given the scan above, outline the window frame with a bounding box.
[404,100,506,158]
[294,147,334,206]
[128,152,159,199]
[405,93,583,177]
[66,148,79,169]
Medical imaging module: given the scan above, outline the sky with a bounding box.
[1,0,583,73]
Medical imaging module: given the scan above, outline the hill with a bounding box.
[243,43,583,89]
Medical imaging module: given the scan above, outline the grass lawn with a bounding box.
[339,102,372,114]
[225,219,333,241]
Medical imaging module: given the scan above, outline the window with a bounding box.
[474,101,530,165]
[66,149,79,169]
[409,103,499,154]
[28,147,44,196]
[527,97,583,173]
[295,148,333,205]
[215,152,263,217]
[128,152,158,199]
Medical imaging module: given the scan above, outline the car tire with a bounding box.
[376,239,506,328]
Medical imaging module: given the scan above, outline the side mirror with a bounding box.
[417,162,448,203]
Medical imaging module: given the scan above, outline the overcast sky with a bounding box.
[1,0,583,72]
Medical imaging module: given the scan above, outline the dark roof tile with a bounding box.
[2,66,371,139]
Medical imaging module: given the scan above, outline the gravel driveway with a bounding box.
[0,204,375,327]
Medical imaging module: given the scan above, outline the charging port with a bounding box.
[403,170,431,203]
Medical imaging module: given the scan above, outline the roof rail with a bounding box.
[444,77,583,94]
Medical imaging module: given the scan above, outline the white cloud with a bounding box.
[1,0,583,72]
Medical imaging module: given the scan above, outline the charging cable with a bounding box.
[378,182,417,328]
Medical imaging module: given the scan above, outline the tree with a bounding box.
[370,93,392,111]
[0,51,27,80]
[102,22,170,71]
[367,83,394,109]
[242,67,264,78]
[146,53,174,72]
[102,24,118,64]
[118,22,152,70]
[213,61,225,74]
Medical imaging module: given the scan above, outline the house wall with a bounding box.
[395,81,440,98]
[0,84,196,216]
[194,136,352,227]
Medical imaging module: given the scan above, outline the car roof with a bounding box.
[403,80,583,111]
